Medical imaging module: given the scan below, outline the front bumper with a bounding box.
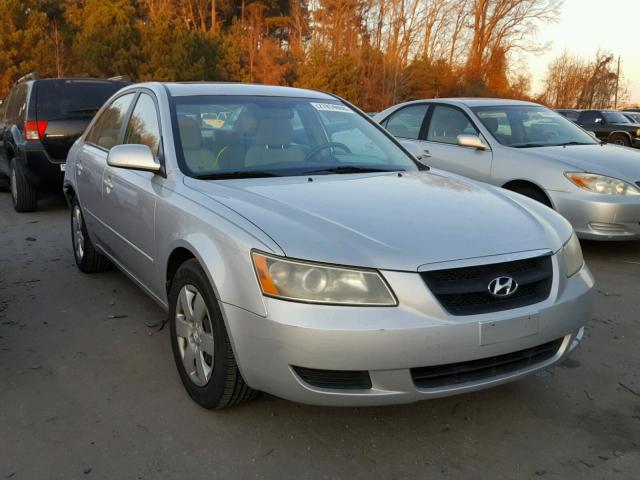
[549,190,640,240]
[221,255,595,406]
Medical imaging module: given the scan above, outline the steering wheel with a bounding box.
[304,142,352,162]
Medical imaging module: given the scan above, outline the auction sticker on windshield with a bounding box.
[311,103,353,113]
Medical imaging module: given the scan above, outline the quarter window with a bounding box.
[385,104,428,139]
[427,106,478,145]
[124,93,161,156]
[86,93,135,150]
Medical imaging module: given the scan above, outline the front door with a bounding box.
[100,92,162,291]
[419,104,493,182]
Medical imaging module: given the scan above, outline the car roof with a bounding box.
[159,82,335,100]
[405,98,541,108]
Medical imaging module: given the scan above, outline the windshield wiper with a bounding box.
[511,143,549,148]
[302,166,403,175]
[196,171,281,180]
[555,141,594,147]
[64,107,100,113]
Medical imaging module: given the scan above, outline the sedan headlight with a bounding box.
[565,172,640,196]
[251,252,397,306]
[563,233,584,277]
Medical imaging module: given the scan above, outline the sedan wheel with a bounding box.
[174,284,215,387]
[169,259,256,408]
[72,204,85,261]
[70,197,111,273]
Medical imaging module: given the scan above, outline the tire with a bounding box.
[169,259,257,409]
[70,197,111,273]
[609,134,631,147]
[510,184,552,208]
[10,158,38,212]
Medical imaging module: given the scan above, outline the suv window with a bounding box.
[5,84,27,120]
[427,105,478,144]
[124,93,161,156]
[385,104,428,139]
[86,93,135,150]
[578,111,602,124]
[36,80,128,120]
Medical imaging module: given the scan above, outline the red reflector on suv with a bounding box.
[24,120,48,140]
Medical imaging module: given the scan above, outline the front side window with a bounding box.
[602,111,630,124]
[86,93,135,150]
[124,93,161,156]
[474,105,598,148]
[578,111,602,124]
[172,95,420,178]
[385,104,428,139]
[427,105,478,145]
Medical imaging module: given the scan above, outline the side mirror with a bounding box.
[586,130,597,138]
[457,134,487,150]
[107,144,161,173]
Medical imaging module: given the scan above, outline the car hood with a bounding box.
[185,171,570,271]
[527,144,640,182]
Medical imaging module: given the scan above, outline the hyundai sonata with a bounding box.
[63,84,594,408]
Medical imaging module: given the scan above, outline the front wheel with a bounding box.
[169,259,256,409]
[10,158,37,212]
[609,134,631,147]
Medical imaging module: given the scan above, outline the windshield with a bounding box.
[471,105,597,148]
[602,111,630,124]
[171,95,419,178]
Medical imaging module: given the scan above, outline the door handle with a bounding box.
[103,177,114,193]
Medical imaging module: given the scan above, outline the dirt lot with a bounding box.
[0,192,638,480]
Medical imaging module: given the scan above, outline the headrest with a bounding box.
[253,118,293,146]
[483,117,499,133]
[178,116,202,150]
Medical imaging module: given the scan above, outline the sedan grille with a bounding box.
[421,255,553,316]
[411,338,563,389]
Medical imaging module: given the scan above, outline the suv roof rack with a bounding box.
[108,75,131,82]
[16,72,39,84]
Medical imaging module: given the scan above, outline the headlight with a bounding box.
[251,252,397,306]
[563,233,584,277]
[565,172,640,196]
[636,128,640,137]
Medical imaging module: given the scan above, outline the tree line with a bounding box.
[0,0,627,111]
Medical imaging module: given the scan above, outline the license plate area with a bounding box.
[479,313,539,346]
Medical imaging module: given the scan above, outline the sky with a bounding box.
[524,0,640,105]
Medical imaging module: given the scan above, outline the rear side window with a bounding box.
[124,93,161,156]
[385,104,428,139]
[427,105,478,144]
[86,93,135,150]
[5,84,28,120]
[36,80,127,120]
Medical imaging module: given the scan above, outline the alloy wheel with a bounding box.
[175,284,215,386]
[10,166,17,204]
[72,205,85,261]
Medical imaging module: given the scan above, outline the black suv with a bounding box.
[0,74,130,211]
[576,109,640,149]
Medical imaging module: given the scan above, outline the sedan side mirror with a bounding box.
[107,144,161,173]
[457,134,487,150]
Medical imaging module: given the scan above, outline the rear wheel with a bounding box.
[609,134,631,147]
[10,158,37,212]
[71,197,111,273]
[169,259,256,409]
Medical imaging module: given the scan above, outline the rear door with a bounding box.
[35,79,128,162]
[418,104,493,182]
[100,91,162,290]
[75,92,136,243]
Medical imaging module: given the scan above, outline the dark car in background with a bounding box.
[556,109,581,122]
[623,111,640,124]
[0,74,130,212]
[576,109,640,148]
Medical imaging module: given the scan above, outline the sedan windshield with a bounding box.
[471,105,598,148]
[171,95,420,179]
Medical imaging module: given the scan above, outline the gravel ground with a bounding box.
[0,192,639,480]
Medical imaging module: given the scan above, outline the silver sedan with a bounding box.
[375,99,640,241]
[63,83,593,408]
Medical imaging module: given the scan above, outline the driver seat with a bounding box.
[244,118,305,168]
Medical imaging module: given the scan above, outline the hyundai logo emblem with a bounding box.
[488,276,518,297]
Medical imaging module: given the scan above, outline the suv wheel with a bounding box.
[10,158,38,212]
[610,134,631,147]
[169,259,257,409]
[71,197,111,273]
